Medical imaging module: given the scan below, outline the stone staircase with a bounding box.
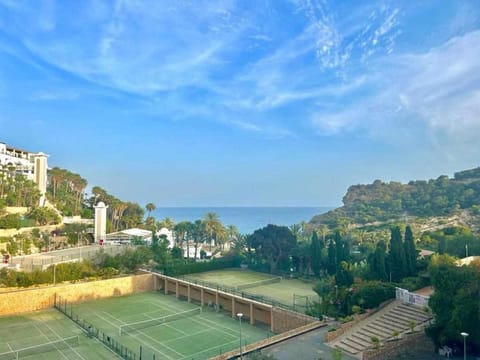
[329,300,433,357]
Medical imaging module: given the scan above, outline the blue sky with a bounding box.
[1,0,479,207]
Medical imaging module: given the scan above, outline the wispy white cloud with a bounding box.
[1,0,479,152]
[31,90,78,101]
[310,29,480,156]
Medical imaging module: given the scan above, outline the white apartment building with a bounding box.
[0,142,49,206]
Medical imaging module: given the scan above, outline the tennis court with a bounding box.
[184,269,318,311]
[0,309,119,359]
[68,291,273,360]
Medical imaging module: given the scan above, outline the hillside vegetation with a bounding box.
[310,167,480,229]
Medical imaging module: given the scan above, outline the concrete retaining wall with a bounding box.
[209,321,326,360]
[151,271,320,333]
[363,332,435,360]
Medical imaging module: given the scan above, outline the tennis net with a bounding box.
[236,276,282,290]
[0,335,79,360]
[119,308,202,336]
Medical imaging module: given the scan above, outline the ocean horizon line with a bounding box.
[153,205,337,208]
[151,206,334,233]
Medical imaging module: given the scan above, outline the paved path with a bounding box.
[261,327,357,360]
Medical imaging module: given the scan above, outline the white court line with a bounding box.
[6,342,13,352]
[104,311,186,359]
[55,306,121,359]
[33,324,69,360]
[94,312,175,360]
[179,339,239,360]
[42,321,87,360]
[147,300,239,338]
[143,313,189,336]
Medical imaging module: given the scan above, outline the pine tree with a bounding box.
[310,231,322,277]
[404,225,417,276]
[387,226,406,282]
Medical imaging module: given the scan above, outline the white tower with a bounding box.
[33,152,48,206]
[94,201,108,243]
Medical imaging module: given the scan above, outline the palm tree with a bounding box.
[173,221,190,257]
[319,224,329,244]
[145,203,156,217]
[192,220,205,261]
[203,212,221,251]
[227,225,239,249]
[216,225,227,251]
[158,217,175,231]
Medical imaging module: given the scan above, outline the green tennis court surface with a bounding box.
[184,269,319,310]
[69,292,273,360]
[0,309,119,359]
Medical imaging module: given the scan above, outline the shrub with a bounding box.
[351,281,395,309]
[0,214,21,229]
[162,255,241,276]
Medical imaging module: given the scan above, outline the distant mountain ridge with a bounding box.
[310,167,480,229]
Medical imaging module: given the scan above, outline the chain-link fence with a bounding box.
[11,244,132,271]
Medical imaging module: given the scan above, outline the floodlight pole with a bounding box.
[237,312,243,359]
[78,232,83,261]
[461,332,469,360]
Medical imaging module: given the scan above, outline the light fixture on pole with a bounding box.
[460,332,469,360]
[237,313,243,359]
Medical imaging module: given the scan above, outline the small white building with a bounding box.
[106,228,153,244]
[157,228,175,249]
[182,242,212,259]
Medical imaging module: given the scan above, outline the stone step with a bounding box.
[347,334,371,348]
[351,332,374,344]
[358,328,385,341]
[364,324,389,339]
[369,320,403,334]
[341,338,365,352]
[378,315,410,330]
[336,342,360,355]
[383,312,412,325]
[392,306,430,321]
[397,304,431,318]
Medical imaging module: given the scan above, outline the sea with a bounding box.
[152,207,333,234]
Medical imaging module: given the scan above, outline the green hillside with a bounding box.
[310,167,480,228]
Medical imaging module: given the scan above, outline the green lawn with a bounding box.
[184,268,319,311]
[69,291,272,360]
[0,309,118,359]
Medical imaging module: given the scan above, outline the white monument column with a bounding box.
[94,202,108,243]
[33,152,48,206]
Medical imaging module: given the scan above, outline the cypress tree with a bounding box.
[310,231,321,277]
[438,236,446,255]
[404,226,417,276]
[387,226,406,282]
[327,239,337,275]
[334,230,348,265]
[370,240,387,281]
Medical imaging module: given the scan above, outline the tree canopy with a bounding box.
[428,255,480,350]
[248,224,296,274]
[311,167,480,227]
